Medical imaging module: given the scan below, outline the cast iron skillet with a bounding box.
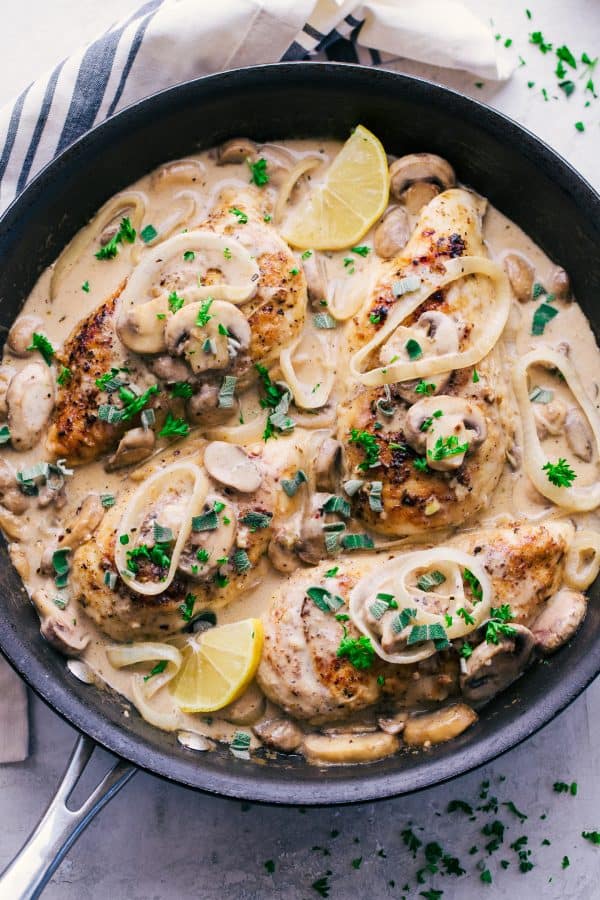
[0,63,599,897]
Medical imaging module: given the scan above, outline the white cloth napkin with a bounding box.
[0,0,511,762]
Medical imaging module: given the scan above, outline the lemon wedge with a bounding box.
[169,618,263,713]
[281,125,390,250]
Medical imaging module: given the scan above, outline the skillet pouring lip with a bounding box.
[0,62,599,806]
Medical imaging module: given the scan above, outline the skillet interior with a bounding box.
[0,63,599,805]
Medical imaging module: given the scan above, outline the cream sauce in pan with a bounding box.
[1,138,599,763]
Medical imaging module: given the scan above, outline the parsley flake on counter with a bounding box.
[311,874,332,898]
[95,217,136,259]
[575,121,586,132]
[263,860,275,874]
[582,830,600,845]
[27,333,54,365]
[543,457,576,487]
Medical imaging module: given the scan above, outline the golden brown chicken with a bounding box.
[337,188,512,535]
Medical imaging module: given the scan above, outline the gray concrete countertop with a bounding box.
[1,1,599,897]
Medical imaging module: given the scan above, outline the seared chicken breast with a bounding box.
[337,189,511,535]
[257,521,572,722]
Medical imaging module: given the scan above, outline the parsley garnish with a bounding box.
[158,411,189,438]
[582,830,600,845]
[229,207,248,224]
[351,245,370,257]
[143,660,167,681]
[27,333,54,365]
[485,605,516,644]
[349,428,380,470]
[57,366,72,385]
[196,298,214,327]
[415,380,436,395]
[95,217,136,259]
[428,435,469,462]
[82,280,90,293]
[180,593,196,622]
[543,457,576,487]
[168,291,185,313]
[336,626,375,669]
[463,568,483,601]
[169,381,193,399]
[183,250,195,262]
[248,158,269,186]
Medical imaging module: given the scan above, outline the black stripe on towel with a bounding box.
[107,2,164,116]
[0,83,32,184]
[16,59,66,193]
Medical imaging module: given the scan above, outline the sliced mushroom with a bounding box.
[0,365,15,418]
[533,399,566,440]
[32,589,89,657]
[203,442,262,493]
[146,355,190,383]
[6,315,43,357]
[116,295,169,354]
[150,158,206,187]
[389,153,456,201]
[7,362,54,450]
[503,253,535,303]
[380,310,459,367]
[267,529,301,574]
[105,427,155,472]
[222,683,266,725]
[565,407,594,462]
[377,711,408,735]
[460,624,535,703]
[373,206,411,259]
[0,458,29,515]
[296,492,338,565]
[314,438,342,493]
[59,494,105,550]
[394,373,452,405]
[399,181,441,215]
[177,493,236,581]
[404,395,487,472]
[302,731,399,764]
[216,137,257,166]
[253,716,304,752]
[403,703,477,746]
[531,588,587,654]
[302,251,328,305]
[164,300,251,374]
[548,266,571,299]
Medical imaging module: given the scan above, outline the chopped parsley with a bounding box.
[183,250,195,262]
[196,298,214,327]
[180,593,196,622]
[428,435,469,462]
[582,830,600,845]
[485,605,516,644]
[140,224,158,243]
[57,366,72,385]
[169,381,193,399]
[248,157,269,186]
[82,280,90,293]
[349,428,380,470]
[229,207,248,224]
[168,291,185,313]
[336,627,375,669]
[543,457,576,487]
[27,333,54,365]
[158,411,189,438]
[415,380,436,395]
[143,660,167,681]
[405,338,422,360]
[95,217,136,259]
[351,245,370,257]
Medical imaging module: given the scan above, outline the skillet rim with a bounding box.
[0,61,598,806]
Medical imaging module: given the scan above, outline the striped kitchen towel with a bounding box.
[0,0,511,763]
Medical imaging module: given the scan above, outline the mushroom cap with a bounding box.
[164,299,251,374]
[203,441,262,493]
[373,206,411,259]
[460,624,535,703]
[403,394,487,472]
[7,314,43,357]
[389,153,456,199]
[216,137,258,166]
[531,588,587,654]
[7,362,54,451]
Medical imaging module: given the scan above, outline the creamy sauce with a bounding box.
[2,138,599,763]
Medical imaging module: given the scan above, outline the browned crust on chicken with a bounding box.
[46,285,127,465]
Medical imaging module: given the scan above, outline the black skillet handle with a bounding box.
[0,735,136,899]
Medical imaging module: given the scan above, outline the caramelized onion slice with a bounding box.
[274,156,322,224]
[513,347,600,511]
[106,642,182,697]
[49,191,146,300]
[350,256,511,385]
[280,329,337,410]
[349,548,493,664]
[114,461,209,596]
